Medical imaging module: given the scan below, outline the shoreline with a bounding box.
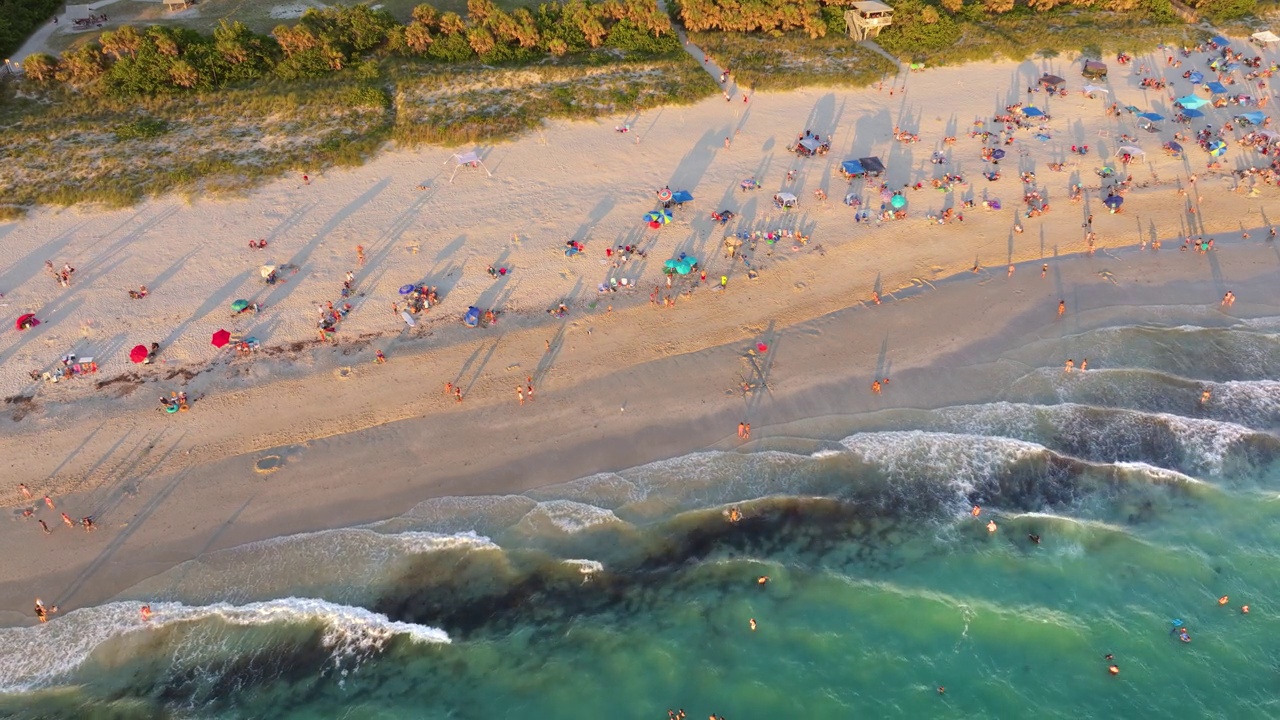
[2,51,1279,624]
[1,236,1278,622]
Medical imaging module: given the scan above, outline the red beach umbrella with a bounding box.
[129,344,149,363]
[14,313,38,330]
[211,329,232,348]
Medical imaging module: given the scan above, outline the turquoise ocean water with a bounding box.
[4,313,1280,719]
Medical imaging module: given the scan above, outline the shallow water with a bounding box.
[5,313,1280,719]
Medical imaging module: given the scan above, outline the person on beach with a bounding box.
[743,423,750,439]
[374,350,386,364]
[455,387,463,403]
[34,599,57,623]
[44,495,54,510]
[872,380,882,394]
[738,422,746,438]
[81,516,96,531]
[1065,359,1074,372]
[61,512,73,528]
[1042,263,1048,278]
[19,483,31,500]
[38,519,50,534]
[1079,359,1087,371]
[1058,300,1066,317]
[356,245,365,265]
[517,387,524,406]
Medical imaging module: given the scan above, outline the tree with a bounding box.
[466,26,496,55]
[467,0,499,25]
[169,59,199,87]
[147,26,182,57]
[438,12,466,35]
[982,0,1015,11]
[511,8,541,48]
[22,53,58,83]
[920,5,941,21]
[55,43,107,84]
[940,0,964,13]
[100,25,142,60]
[404,22,434,53]
[411,3,439,26]
[214,20,252,64]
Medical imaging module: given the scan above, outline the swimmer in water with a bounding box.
[1104,654,1113,661]
[141,604,152,621]
[987,520,997,533]
[757,576,769,585]
[1109,665,1120,675]
[1179,629,1191,643]
[727,507,742,523]
[1219,595,1229,605]
[971,505,981,517]
[749,618,757,631]
[937,686,946,695]
[1028,534,1041,544]
[1242,605,1250,614]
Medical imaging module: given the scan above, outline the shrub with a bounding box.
[115,118,170,141]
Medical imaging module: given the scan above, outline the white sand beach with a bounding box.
[1,43,1278,618]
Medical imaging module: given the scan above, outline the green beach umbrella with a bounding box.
[231,299,250,312]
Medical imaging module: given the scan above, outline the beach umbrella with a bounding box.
[1138,112,1164,122]
[664,259,678,269]
[14,313,38,330]
[660,209,673,224]
[844,192,860,206]
[398,284,415,295]
[1176,95,1207,109]
[129,344,149,363]
[1204,81,1228,95]
[992,149,1006,160]
[649,221,661,229]
[1165,141,1183,153]
[1021,107,1045,118]
[1188,71,1204,84]
[1208,139,1227,157]
[890,195,906,209]
[657,188,672,202]
[211,329,232,348]
[671,190,694,204]
[231,299,250,312]
[675,261,692,275]
[1181,108,1205,119]
[259,264,276,279]
[1103,195,1123,209]
[757,343,769,352]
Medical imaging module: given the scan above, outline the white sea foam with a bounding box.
[121,529,500,606]
[839,430,1049,494]
[562,559,605,575]
[520,500,625,534]
[0,597,448,693]
[1112,461,1209,487]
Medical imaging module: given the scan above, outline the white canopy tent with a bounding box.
[1115,145,1144,157]
[1251,30,1280,44]
[445,150,492,183]
[1082,84,1109,95]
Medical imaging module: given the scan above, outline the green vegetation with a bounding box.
[0,0,59,59]
[1,1,715,212]
[877,0,1206,65]
[689,30,897,90]
[674,0,1207,68]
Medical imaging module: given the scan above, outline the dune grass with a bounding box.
[688,31,898,91]
[880,8,1207,66]
[0,51,716,211]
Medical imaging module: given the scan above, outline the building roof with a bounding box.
[852,1,894,12]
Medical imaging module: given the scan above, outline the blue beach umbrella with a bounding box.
[1204,81,1228,95]
[675,261,692,275]
[1138,112,1164,122]
[992,149,1006,160]
[664,259,678,270]
[1103,195,1123,209]
[1208,139,1227,157]
[1021,107,1046,118]
[671,190,694,204]
[890,195,906,209]
[840,159,865,175]
[1176,95,1208,110]
[1181,108,1205,119]
[1187,71,1204,84]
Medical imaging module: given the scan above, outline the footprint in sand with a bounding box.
[255,455,284,474]
[335,367,352,380]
